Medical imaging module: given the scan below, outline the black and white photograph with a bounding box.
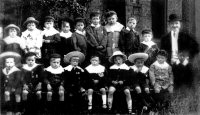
[0,0,200,115]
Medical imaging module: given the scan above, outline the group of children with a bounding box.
[0,10,174,115]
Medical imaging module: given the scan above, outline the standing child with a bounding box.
[2,24,25,56]
[63,51,87,114]
[140,29,159,67]
[72,18,87,56]
[41,16,60,67]
[104,11,124,57]
[0,52,22,115]
[149,50,173,113]
[60,19,73,57]
[43,53,65,114]
[128,53,152,112]
[119,17,140,57]
[107,51,133,114]
[21,17,43,59]
[85,55,107,111]
[86,11,108,65]
[21,52,44,114]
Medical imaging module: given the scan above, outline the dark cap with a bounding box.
[142,29,152,35]
[168,14,181,22]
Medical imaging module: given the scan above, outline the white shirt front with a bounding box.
[171,30,179,60]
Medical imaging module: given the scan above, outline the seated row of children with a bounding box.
[1,10,158,68]
[0,49,173,114]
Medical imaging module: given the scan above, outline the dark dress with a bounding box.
[118,28,140,57]
[41,33,61,67]
[86,25,108,62]
[1,67,22,112]
[60,32,73,56]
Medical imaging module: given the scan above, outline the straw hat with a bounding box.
[23,17,39,26]
[109,51,127,63]
[64,51,85,63]
[4,24,20,33]
[0,51,21,66]
[128,53,148,63]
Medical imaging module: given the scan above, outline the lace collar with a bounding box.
[22,63,39,71]
[42,27,59,37]
[60,31,72,39]
[85,64,105,73]
[3,36,21,44]
[91,23,101,28]
[64,65,84,72]
[141,41,156,48]
[22,29,41,37]
[75,30,86,36]
[110,63,130,70]
[130,65,149,73]
[45,66,64,74]
[105,22,124,32]
[153,61,169,69]
[2,66,20,75]
[125,27,136,32]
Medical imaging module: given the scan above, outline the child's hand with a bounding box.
[93,80,99,84]
[96,46,103,50]
[44,40,51,43]
[59,85,64,91]
[135,86,141,93]
[36,82,42,91]
[118,80,123,85]
[23,84,29,90]
[112,81,118,85]
[80,87,85,93]
[182,57,189,66]
[47,84,52,91]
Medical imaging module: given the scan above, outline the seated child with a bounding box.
[119,17,140,57]
[86,11,108,65]
[0,51,22,115]
[149,50,173,111]
[21,52,44,114]
[2,24,25,56]
[107,51,132,114]
[85,55,107,111]
[63,51,87,113]
[72,18,87,56]
[104,11,124,57]
[41,16,60,67]
[128,53,151,111]
[140,29,159,67]
[21,17,43,58]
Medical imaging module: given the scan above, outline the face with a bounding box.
[156,55,166,64]
[50,58,61,69]
[143,33,152,42]
[76,22,84,31]
[27,22,36,31]
[8,28,17,37]
[107,15,117,25]
[70,57,79,67]
[45,21,54,29]
[114,56,123,65]
[62,22,70,33]
[91,16,100,25]
[134,58,144,68]
[170,21,181,32]
[90,57,100,66]
[127,19,137,29]
[26,56,36,67]
[5,58,15,69]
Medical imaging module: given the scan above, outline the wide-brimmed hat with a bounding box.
[168,14,181,22]
[128,53,148,63]
[4,24,20,33]
[64,51,85,63]
[23,17,39,26]
[109,51,127,63]
[0,51,21,65]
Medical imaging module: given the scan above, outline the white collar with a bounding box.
[153,61,169,69]
[110,63,130,70]
[85,64,105,73]
[22,63,39,71]
[3,36,21,44]
[75,30,86,36]
[42,27,59,37]
[64,65,84,72]
[22,29,41,36]
[91,23,101,28]
[105,22,124,32]
[125,27,136,32]
[45,66,64,74]
[2,66,20,75]
[141,41,155,48]
[130,65,149,73]
[60,31,72,38]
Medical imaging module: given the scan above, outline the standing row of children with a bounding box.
[0,10,173,115]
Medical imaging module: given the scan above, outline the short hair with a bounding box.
[127,17,137,22]
[141,29,153,35]
[105,10,117,19]
[90,10,101,19]
[157,50,168,58]
[50,53,61,61]
[74,17,85,25]
[25,52,36,59]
